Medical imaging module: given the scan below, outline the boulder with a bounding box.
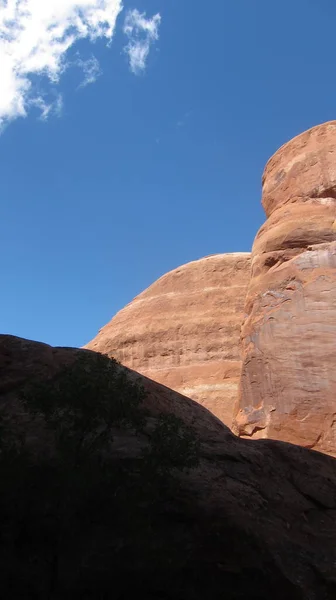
[85,253,251,427]
[233,121,336,456]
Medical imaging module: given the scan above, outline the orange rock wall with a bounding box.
[233,122,336,456]
[86,253,251,427]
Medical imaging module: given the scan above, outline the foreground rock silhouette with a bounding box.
[1,334,335,600]
[85,253,251,428]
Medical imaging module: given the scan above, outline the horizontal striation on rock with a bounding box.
[233,121,336,457]
[85,253,251,427]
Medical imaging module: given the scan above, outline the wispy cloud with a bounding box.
[123,9,161,75]
[30,93,63,121]
[0,0,123,129]
[75,56,102,88]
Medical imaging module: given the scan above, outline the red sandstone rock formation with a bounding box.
[233,121,336,457]
[85,253,251,427]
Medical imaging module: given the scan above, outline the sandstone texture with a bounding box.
[86,253,251,427]
[233,121,336,456]
[1,334,336,599]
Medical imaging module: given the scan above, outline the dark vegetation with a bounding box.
[0,353,201,599]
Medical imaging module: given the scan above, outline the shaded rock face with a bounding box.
[1,335,336,600]
[86,253,251,427]
[233,122,336,456]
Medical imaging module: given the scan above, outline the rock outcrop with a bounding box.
[86,253,251,427]
[233,121,336,456]
[1,334,336,599]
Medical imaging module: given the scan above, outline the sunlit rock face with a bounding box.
[233,121,336,457]
[85,253,251,428]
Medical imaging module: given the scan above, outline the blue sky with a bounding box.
[1,0,336,348]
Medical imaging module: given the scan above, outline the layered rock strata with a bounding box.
[86,253,251,427]
[233,121,336,456]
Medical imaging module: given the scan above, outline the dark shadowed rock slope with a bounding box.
[0,334,335,600]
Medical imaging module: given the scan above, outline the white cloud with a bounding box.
[30,91,63,122]
[75,55,102,88]
[123,9,161,75]
[0,0,123,129]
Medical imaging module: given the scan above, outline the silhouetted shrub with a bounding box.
[0,352,200,598]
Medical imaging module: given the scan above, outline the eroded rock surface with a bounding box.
[0,334,336,599]
[233,121,336,456]
[85,253,251,427]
